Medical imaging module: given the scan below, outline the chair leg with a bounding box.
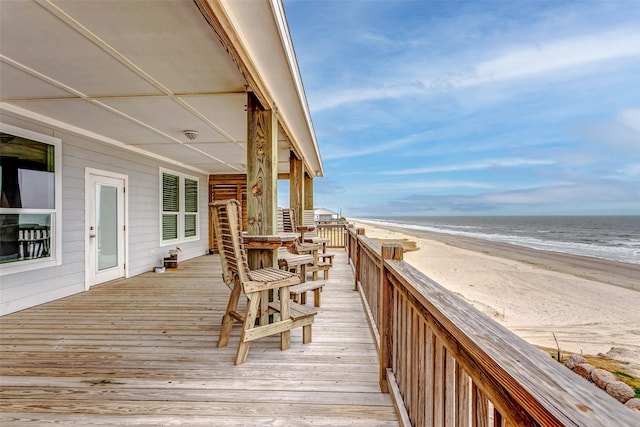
[302,324,312,344]
[279,288,291,351]
[313,288,321,307]
[235,293,261,365]
[218,282,242,348]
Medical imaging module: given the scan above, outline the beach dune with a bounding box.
[351,220,640,372]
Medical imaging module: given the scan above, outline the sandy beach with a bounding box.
[350,220,640,372]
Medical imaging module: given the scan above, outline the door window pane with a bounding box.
[97,185,118,271]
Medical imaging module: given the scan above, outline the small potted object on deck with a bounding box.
[163,246,181,269]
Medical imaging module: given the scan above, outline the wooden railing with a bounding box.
[347,227,638,427]
[315,223,348,248]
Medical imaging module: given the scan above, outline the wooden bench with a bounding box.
[277,247,313,281]
[319,252,335,266]
[268,301,317,343]
[289,280,325,307]
[277,247,325,307]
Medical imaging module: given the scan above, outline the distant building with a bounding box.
[315,208,339,223]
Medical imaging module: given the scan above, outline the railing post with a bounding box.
[353,228,365,291]
[379,243,403,393]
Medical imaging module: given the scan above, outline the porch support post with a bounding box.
[246,91,278,269]
[304,173,314,210]
[289,153,304,227]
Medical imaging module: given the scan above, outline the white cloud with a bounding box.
[458,28,640,87]
[312,81,425,112]
[607,163,640,180]
[322,130,433,160]
[619,108,640,133]
[310,28,640,112]
[380,158,555,175]
[369,180,494,192]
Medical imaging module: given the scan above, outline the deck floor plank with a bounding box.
[0,252,398,426]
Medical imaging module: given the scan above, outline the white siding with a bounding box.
[0,116,209,315]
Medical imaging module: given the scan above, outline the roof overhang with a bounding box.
[0,0,323,177]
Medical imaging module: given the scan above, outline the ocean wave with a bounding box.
[354,217,640,265]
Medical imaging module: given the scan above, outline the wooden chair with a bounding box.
[303,209,335,267]
[278,208,330,280]
[211,200,316,365]
[302,210,330,251]
[278,208,295,233]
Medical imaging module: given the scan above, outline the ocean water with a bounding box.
[357,216,640,266]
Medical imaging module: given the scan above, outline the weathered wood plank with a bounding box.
[0,253,399,426]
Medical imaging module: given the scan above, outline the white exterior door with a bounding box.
[86,169,127,288]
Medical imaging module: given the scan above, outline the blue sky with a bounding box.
[281,0,640,217]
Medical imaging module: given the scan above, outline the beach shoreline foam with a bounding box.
[350,219,640,373]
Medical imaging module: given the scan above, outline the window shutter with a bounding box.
[184,178,198,213]
[162,215,178,240]
[162,173,179,241]
[184,214,197,238]
[162,173,179,212]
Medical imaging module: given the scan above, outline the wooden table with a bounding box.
[242,233,298,270]
[296,225,315,243]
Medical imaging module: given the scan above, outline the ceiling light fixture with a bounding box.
[183,130,199,140]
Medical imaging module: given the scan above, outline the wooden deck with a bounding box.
[0,252,398,426]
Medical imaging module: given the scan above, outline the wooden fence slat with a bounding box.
[424,326,435,426]
[445,350,456,427]
[434,336,445,426]
[416,317,426,427]
[456,364,471,427]
[410,309,420,425]
[405,303,414,421]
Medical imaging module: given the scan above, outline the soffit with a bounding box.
[0,0,317,176]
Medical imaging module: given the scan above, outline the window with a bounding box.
[160,169,199,243]
[0,123,62,275]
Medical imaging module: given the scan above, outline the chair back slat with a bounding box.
[211,200,250,289]
[303,210,318,238]
[276,208,284,233]
[280,208,296,232]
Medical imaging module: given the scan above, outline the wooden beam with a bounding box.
[246,92,277,268]
[289,152,304,226]
[304,173,314,210]
[209,174,246,185]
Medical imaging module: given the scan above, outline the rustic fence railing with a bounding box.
[315,223,348,248]
[346,227,638,427]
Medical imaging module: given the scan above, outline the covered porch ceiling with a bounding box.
[0,0,323,177]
